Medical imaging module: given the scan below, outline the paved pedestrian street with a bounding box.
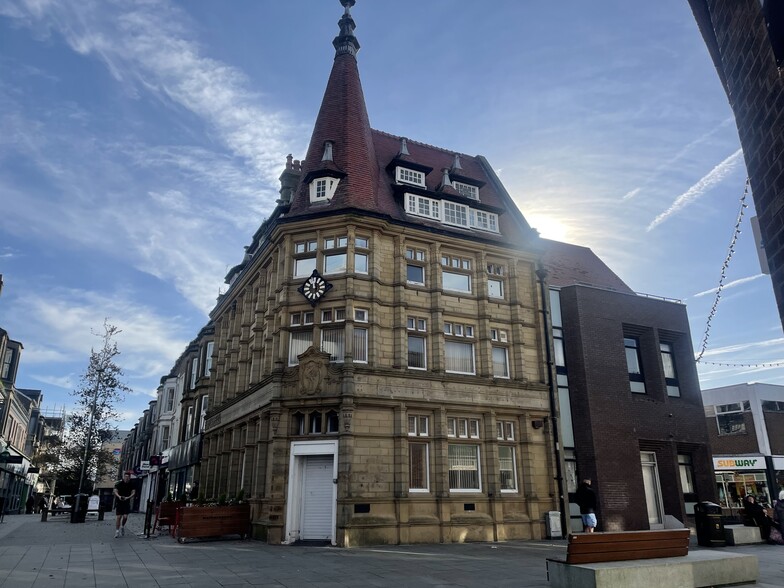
[0,514,783,587]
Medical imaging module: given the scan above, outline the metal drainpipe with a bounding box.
[535,264,568,537]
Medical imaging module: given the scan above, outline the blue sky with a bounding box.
[1,0,782,429]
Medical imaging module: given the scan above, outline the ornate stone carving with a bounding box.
[297,347,330,396]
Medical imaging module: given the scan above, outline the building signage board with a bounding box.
[140,460,150,471]
[773,457,784,470]
[713,457,763,470]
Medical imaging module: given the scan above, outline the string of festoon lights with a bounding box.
[694,178,749,365]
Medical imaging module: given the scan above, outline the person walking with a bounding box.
[113,472,135,538]
[575,478,598,533]
[771,490,784,539]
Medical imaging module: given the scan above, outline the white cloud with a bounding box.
[5,288,192,383]
[4,0,302,185]
[647,149,744,231]
[691,273,766,298]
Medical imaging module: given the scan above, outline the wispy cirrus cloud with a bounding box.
[622,118,734,201]
[701,337,784,358]
[691,273,766,298]
[2,0,305,184]
[647,148,744,231]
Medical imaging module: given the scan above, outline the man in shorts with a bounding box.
[575,478,598,532]
[113,472,135,538]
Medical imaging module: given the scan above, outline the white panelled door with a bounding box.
[300,455,334,540]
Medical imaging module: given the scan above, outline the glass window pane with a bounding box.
[408,336,426,369]
[409,443,429,491]
[353,328,368,363]
[445,341,474,374]
[295,257,317,277]
[443,271,471,292]
[355,253,368,273]
[324,253,347,274]
[488,279,503,298]
[499,446,517,491]
[492,347,509,378]
[407,264,424,284]
[448,444,480,491]
[288,331,312,365]
[321,328,345,362]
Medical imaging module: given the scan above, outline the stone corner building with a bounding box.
[199,1,557,546]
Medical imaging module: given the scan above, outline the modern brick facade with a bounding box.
[545,241,715,532]
[688,0,784,327]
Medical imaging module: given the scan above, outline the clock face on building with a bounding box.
[298,270,332,306]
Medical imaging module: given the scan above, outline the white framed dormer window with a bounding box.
[453,181,479,200]
[443,201,469,227]
[470,210,499,232]
[397,167,426,187]
[309,177,340,203]
[406,194,440,221]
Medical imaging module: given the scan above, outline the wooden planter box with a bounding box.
[175,504,251,543]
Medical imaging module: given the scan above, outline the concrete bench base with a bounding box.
[724,524,762,545]
[547,550,758,588]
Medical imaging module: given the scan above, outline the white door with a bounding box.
[641,451,664,529]
[300,455,334,540]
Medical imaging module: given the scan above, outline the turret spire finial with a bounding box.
[334,0,360,57]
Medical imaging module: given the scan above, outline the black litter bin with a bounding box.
[694,501,726,547]
[70,494,89,524]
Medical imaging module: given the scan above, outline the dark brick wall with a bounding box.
[560,285,715,531]
[765,411,784,454]
[705,412,760,454]
[689,0,784,328]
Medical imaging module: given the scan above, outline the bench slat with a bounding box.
[568,529,688,544]
[567,546,688,564]
[568,537,688,555]
[565,529,690,564]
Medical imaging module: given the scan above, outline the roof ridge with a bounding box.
[371,128,475,159]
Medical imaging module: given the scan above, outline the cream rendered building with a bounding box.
[199,1,558,546]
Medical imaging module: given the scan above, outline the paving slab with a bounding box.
[1,514,783,587]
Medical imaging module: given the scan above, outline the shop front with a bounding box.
[713,456,771,509]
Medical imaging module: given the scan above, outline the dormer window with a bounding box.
[309,176,340,203]
[453,181,478,200]
[396,167,426,187]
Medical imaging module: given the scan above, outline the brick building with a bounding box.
[543,240,715,532]
[198,1,557,546]
[687,0,784,327]
[702,382,784,509]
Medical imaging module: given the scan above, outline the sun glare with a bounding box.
[528,214,570,242]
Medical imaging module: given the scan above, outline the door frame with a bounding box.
[640,451,665,529]
[284,440,338,545]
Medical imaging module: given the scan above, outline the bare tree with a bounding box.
[37,321,131,499]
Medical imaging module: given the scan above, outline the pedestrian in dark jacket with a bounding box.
[575,479,597,533]
[774,490,784,535]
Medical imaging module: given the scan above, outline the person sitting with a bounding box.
[743,495,771,542]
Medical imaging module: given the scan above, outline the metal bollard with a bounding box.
[41,507,48,522]
[98,507,105,521]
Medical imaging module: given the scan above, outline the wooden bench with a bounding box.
[564,529,690,564]
[175,504,250,543]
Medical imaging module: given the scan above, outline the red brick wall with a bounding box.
[559,285,714,531]
[765,411,784,454]
[704,412,760,454]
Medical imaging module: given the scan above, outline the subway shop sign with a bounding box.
[713,457,763,470]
